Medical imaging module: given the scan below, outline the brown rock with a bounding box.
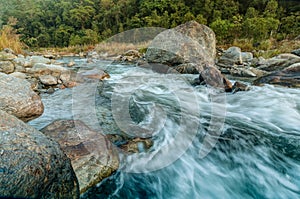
[0,61,14,74]
[41,120,119,193]
[0,73,44,122]
[232,81,250,93]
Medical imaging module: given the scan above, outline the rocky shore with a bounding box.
[0,21,300,198]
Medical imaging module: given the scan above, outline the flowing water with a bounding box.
[29,59,300,199]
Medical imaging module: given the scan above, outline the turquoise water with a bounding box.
[29,59,300,199]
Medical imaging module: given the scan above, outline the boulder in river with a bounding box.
[41,120,120,193]
[291,48,300,57]
[0,72,44,122]
[145,20,216,70]
[0,110,79,199]
[254,62,300,88]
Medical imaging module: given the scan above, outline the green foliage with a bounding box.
[0,0,298,48]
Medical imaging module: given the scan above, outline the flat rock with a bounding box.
[39,74,58,85]
[0,73,44,122]
[27,63,67,78]
[9,71,27,79]
[254,63,300,88]
[41,120,119,193]
[257,53,300,72]
[0,110,79,199]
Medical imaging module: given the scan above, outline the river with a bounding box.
[29,58,300,199]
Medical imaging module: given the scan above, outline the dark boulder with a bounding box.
[0,110,79,199]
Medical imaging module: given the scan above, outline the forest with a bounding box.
[0,0,299,48]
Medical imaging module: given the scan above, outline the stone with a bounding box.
[41,120,119,193]
[257,53,300,72]
[26,63,67,78]
[0,61,14,74]
[199,66,232,92]
[0,51,17,60]
[30,55,51,65]
[254,63,300,88]
[39,75,58,86]
[218,46,243,65]
[14,64,26,72]
[79,69,110,80]
[173,63,201,74]
[291,48,300,57]
[0,110,79,199]
[241,52,254,63]
[145,21,216,69]
[0,73,44,122]
[9,72,27,79]
[232,81,250,93]
[107,134,153,154]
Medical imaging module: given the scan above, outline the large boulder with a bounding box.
[145,21,216,72]
[0,110,79,198]
[41,120,119,193]
[218,46,243,66]
[0,61,14,74]
[254,63,300,88]
[0,72,44,122]
[291,48,300,57]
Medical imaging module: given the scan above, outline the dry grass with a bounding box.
[0,25,25,54]
[95,41,150,56]
[38,44,95,56]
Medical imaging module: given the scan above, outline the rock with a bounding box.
[46,87,55,94]
[254,63,300,88]
[199,66,232,92]
[3,48,15,54]
[117,50,142,63]
[14,64,26,72]
[0,51,17,60]
[0,110,79,198]
[79,69,110,80]
[26,63,67,78]
[291,48,300,57]
[232,81,250,93]
[218,46,243,65]
[106,134,153,153]
[30,55,51,65]
[0,73,44,122]
[145,21,216,70]
[67,60,76,67]
[13,56,31,68]
[241,52,254,63]
[0,61,14,74]
[257,53,300,72]
[173,63,200,74]
[39,75,58,86]
[41,120,119,193]
[9,72,27,79]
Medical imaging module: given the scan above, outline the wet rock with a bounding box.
[145,21,216,71]
[26,63,67,78]
[0,110,79,199]
[67,60,76,67]
[79,69,110,80]
[291,48,300,57]
[41,120,119,193]
[232,81,250,93]
[39,74,58,86]
[107,134,153,154]
[0,73,44,122]
[199,66,232,92]
[9,71,27,79]
[116,50,142,63]
[0,61,14,74]
[254,63,300,88]
[257,53,300,72]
